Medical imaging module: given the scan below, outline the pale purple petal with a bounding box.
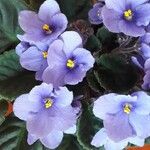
[129,137,144,147]
[29,83,53,103]
[40,131,63,149]
[91,128,107,147]
[54,87,73,107]
[88,3,103,25]
[51,106,78,131]
[20,46,44,71]
[141,43,150,59]
[64,65,87,85]
[104,111,136,142]
[135,4,150,26]
[105,0,126,12]
[27,110,54,137]
[129,113,150,138]
[144,58,150,71]
[64,125,76,134]
[128,0,149,8]
[131,56,144,69]
[104,139,128,150]
[47,39,66,66]
[119,20,145,37]
[142,70,150,89]
[19,11,43,33]
[16,42,30,56]
[35,62,48,81]
[93,93,132,119]
[38,0,60,22]
[49,13,68,37]
[27,134,38,145]
[72,48,95,70]
[132,91,150,115]
[42,65,66,87]
[60,31,83,57]
[20,32,45,43]
[101,6,121,33]
[13,94,40,121]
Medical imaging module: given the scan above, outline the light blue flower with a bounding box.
[43,31,95,87]
[91,128,144,150]
[13,83,80,149]
[93,92,150,142]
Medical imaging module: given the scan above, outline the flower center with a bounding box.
[123,103,132,114]
[66,59,75,69]
[124,9,133,20]
[42,24,52,34]
[45,98,53,109]
[42,51,48,58]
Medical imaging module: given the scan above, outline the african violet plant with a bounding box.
[0,0,150,149]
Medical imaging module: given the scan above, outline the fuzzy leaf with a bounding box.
[0,100,7,125]
[0,50,39,100]
[86,35,101,53]
[95,54,139,93]
[56,0,91,21]
[56,135,83,150]
[0,0,27,53]
[96,27,118,51]
[77,102,103,150]
[0,116,48,150]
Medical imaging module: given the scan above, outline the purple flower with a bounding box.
[27,125,77,149]
[17,42,48,81]
[18,0,68,45]
[102,0,150,37]
[142,58,150,89]
[16,41,30,56]
[91,128,144,150]
[93,92,150,142]
[13,83,79,149]
[88,2,104,25]
[42,31,95,87]
[140,33,150,59]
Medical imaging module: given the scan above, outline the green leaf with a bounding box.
[77,102,103,150]
[86,35,101,53]
[0,50,23,80]
[0,116,27,150]
[86,70,103,93]
[24,0,44,10]
[0,0,27,53]
[95,53,139,93]
[56,0,91,21]
[0,116,46,150]
[96,27,117,51]
[56,135,83,150]
[0,50,39,100]
[0,100,7,125]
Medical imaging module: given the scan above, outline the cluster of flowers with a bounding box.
[13,0,150,149]
[88,0,150,150]
[14,0,94,149]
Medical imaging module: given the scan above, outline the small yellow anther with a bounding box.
[66,59,75,69]
[42,24,52,33]
[42,51,48,58]
[45,99,53,109]
[124,9,133,20]
[123,104,131,114]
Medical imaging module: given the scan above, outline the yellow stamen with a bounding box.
[66,59,75,69]
[124,9,133,20]
[45,99,53,109]
[42,24,52,33]
[42,51,48,58]
[123,104,131,114]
